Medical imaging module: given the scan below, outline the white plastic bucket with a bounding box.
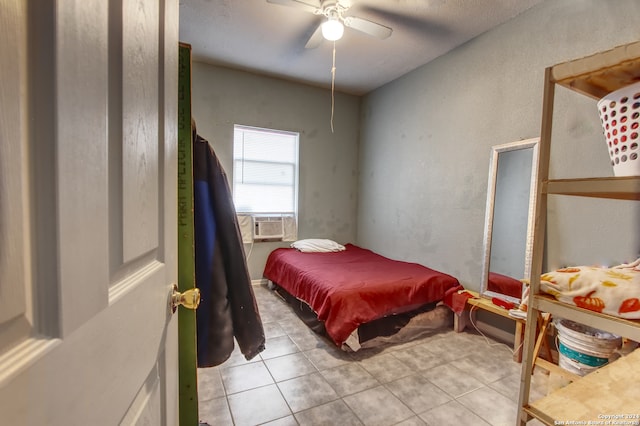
[596,81,640,177]
[555,319,621,376]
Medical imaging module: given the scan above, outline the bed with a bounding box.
[262,242,460,351]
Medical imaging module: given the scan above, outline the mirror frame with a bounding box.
[479,137,540,304]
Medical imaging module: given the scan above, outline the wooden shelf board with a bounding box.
[532,295,640,342]
[529,349,640,422]
[543,176,640,200]
[522,406,556,426]
[551,41,640,99]
[534,358,582,383]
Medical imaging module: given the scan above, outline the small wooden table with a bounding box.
[453,290,526,362]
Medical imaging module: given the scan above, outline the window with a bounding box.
[232,125,299,215]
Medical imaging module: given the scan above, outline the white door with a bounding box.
[0,0,180,424]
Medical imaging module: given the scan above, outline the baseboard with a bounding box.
[252,278,267,286]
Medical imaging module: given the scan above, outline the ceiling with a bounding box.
[179,0,544,95]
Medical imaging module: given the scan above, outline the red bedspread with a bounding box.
[263,244,459,346]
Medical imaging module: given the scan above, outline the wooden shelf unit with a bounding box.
[533,295,640,342]
[517,40,640,426]
[544,176,640,200]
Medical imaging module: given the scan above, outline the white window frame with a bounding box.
[232,124,299,217]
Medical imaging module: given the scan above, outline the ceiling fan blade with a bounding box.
[343,16,392,39]
[304,24,324,49]
[266,0,321,15]
[356,6,451,40]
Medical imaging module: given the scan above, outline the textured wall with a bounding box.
[358,0,640,291]
[191,64,360,279]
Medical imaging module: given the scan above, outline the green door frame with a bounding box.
[177,42,199,426]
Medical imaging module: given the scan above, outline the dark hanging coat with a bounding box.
[193,132,265,367]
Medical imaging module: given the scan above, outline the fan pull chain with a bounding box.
[330,41,337,133]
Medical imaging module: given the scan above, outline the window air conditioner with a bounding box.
[253,216,284,240]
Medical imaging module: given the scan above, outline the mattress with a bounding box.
[263,243,460,348]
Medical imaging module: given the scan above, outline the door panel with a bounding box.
[121,364,163,425]
[0,0,31,352]
[0,0,179,423]
[56,0,110,334]
[122,0,160,263]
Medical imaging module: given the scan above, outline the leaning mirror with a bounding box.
[480,138,539,305]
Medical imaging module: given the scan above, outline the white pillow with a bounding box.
[290,239,345,253]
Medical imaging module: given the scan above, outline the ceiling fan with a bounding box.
[266,0,393,49]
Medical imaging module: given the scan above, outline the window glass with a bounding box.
[233,125,299,214]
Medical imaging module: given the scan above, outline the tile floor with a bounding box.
[198,285,548,426]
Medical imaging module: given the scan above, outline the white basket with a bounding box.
[596,81,640,177]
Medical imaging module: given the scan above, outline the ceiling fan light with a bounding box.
[321,19,344,41]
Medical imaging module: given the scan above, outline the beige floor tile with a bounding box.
[219,344,261,368]
[390,342,449,372]
[421,362,484,398]
[294,400,363,426]
[320,363,380,397]
[264,352,317,382]
[456,386,518,426]
[287,328,327,351]
[261,415,299,426]
[221,361,274,395]
[198,396,233,426]
[343,385,414,426]
[227,384,292,426]
[385,374,452,414]
[197,367,225,401]
[260,335,301,360]
[303,346,352,371]
[489,369,548,403]
[262,321,287,339]
[450,353,519,384]
[277,372,339,413]
[358,352,414,383]
[419,400,491,426]
[395,416,427,426]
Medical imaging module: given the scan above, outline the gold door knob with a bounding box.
[171,283,201,313]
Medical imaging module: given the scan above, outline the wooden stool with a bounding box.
[453,291,526,362]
